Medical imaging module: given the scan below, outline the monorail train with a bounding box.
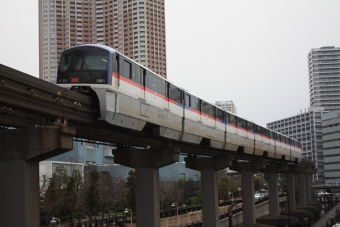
[56,44,302,162]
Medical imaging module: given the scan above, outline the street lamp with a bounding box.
[124,208,132,227]
[171,202,178,216]
[50,217,60,227]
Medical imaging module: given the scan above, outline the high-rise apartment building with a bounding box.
[267,107,328,182]
[39,0,166,83]
[321,110,340,184]
[215,101,237,114]
[308,46,340,111]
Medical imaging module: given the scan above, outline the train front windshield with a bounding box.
[57,46,110,84]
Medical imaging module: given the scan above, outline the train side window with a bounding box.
[185,94,190,107]
[247,121,253,131]
[123,60,131,79]
[147,73,162,94]
[169,84,182,104]
[256,125,262,134]
[190,96,196,109]
[194,97,201,111]
[216,108,224,122]
[229,114,236,125]
[202,101,215,117]
[226,113,230,123]
[237,117,245,128]
[132,64,140,83]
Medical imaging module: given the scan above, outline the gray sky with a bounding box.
[1,1,340,127]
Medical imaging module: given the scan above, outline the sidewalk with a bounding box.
[312,203,340,227]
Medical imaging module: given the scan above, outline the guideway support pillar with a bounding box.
[296,167,319,212]
[0,125,75,227]
[280,165,311,222]
[113,146,180,227]
[230,160,271,226]
[185,155,232,227]
[256,164,300,226]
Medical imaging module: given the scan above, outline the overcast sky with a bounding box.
[1,1,340,127]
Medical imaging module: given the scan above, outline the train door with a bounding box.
[138,67,146,100]
[113,54,124,88]
[162,81,169,109]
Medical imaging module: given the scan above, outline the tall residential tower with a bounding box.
[308,46,340,111]
[39,0,167,83]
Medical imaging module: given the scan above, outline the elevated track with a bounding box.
[0,63,315,166]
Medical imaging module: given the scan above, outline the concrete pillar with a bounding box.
[0,125,75,226]
[286,173,296,211]
[305,174,311,203]
[185,155,232,227]
[298,173,306,205]
[0,161,39,227]
[136,168,160,227]
[113,147,179,227]
[241,172,256,224]
[268,173,279,215]
[201,170,219,227]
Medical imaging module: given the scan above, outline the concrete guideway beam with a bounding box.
[0,125,75,161]
[113,146,180,227]
[229,159,266,172]
[112,146,180,168]
[184,155,232,171]
[0,125,75,227]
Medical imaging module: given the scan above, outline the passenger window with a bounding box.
[190,96,196,109]
[123,60,131,79]
[193,97,201,111]
[257,125,262,134]
[230,114,236,125]
[169,84,182,104]
[202,101,215,117]
[216,108,224,121]
[147,73,161,93]
[247,122,253,131]
[237,117,244,128]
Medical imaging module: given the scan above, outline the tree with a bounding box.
[171,178,185,205]
[126,170,136,212]
[159,176,173,210]
[84,169,102,218]
[99,171,116,217]
[254,175,265,191]
[218,169,229,201]
[64,168,83,223]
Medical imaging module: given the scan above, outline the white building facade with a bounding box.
[267,107,328,182]
[308,46,340,111]
[322,110,340,184]
[215,101,237,114]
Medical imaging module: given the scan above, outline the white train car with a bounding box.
[56,44,301,163]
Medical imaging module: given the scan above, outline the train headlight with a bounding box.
[96,78,106,83]
[58,79,67,83]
